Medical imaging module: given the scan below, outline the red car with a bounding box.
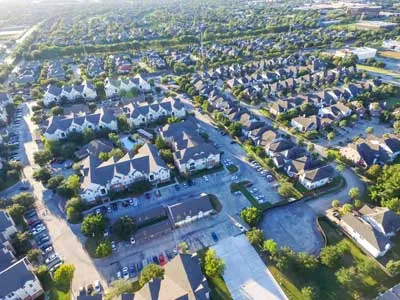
[159,254,166,266]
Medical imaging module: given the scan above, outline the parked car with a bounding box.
[130,237,136,245]
[129,264,136,277]
[87,284,94,295]
[159,254,166,266]
[152,256,159,265]
[94,280,101,293]
[122,267,129,279]
[45,254,58,264]
[211,232,218,242]
[111,241,116,251]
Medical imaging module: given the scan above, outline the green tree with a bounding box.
[47,175,64,190]
[327,132,335,145]
[66,197,86,223]
[246,228,264,246]
[117,115,130,132]
[320,243,346,267]
[342,203,353,214]
[204,249,225,277]
[297,252,319,270]
[11,231,32,256]
[95,240,112,257]
[108,132,121,147]
[139,264,165,287]
[12,192,35,208]
[348,187,360,200]
[33,167,51,184]
[81,214,107,237]
[301,286,316,300]
[27,248,42,264]
[33,150,52,166]
[335,266,363,290]
[113,216,135,241]
[34,265,51,289]
[365,127,374,134]
[155,136,168,149]
[53,264,75,291]
[51,106,64,116]
[331,199,340,208]
[354,199,362,209]
[278,182,294,198]
[386,260,400,276]
[7,204,26,225]
[365,165,381,181]
[369,164,400,212]
[394,120,400,134]
[104,280,135,300]
[263,239,278,256]
[240,207,262,226]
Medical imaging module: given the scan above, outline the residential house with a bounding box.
[44,108,117,141]
[340,135,400,168]
[104,75,151,98]
[159,120,221,175]
[167,194,214,228]
[124,97,185,127]
[341,212,392,257]
[0,247,16,272]
[298,165,335,190]
[0,93,12,123]
[80,143,170,202]
[74,139,114,160]
[291,115,318,132]
[318,103,352,121]
[0,258,44,300]
[0,211,17,251]
[125,253,210,299]
[359,205,400,237]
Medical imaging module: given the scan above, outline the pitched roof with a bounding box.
[0,211,13,233]
[342,213,390,252]
[0,258,39,298]
[167,195,214,225]
[359,205,400,235]
[133,253,210,300]
[301,165,334,182]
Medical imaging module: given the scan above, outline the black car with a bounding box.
[174,184,180,191]
[211,232,218,242]
[230,141,237,144]
[136,262,143,272]
[152,256,159,265]
[37,236,50,246]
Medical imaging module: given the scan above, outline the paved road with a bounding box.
[261,166,366,254]
[20,102,106,294]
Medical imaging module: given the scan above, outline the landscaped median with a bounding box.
[231,181,272,210]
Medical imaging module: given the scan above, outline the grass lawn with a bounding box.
[208,194,223,213]
[184,165,225,180]
[378,51,400,60]
[266,217,399,300]
[226,164,238,173]
[384,97,400,110]
[357,64,400,77]
[197,249,232,300]
[49,289,70,300]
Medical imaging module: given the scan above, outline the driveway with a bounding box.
[213,234,287,300]
[260,167,366,254]
[21,102,107,295]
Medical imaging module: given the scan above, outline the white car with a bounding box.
[41,246,53,255]
[45,254,58,264]
[129,199,134,206]
[122,267,129,279]
[130,237,136,245]
[94,280,101,293]
[111,241,116,251]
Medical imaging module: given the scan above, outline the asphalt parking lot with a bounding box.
[260,202,324,255]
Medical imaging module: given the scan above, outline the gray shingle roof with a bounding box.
[342,213,390,252]
[0,211,13,233]
[0,258,38,298]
